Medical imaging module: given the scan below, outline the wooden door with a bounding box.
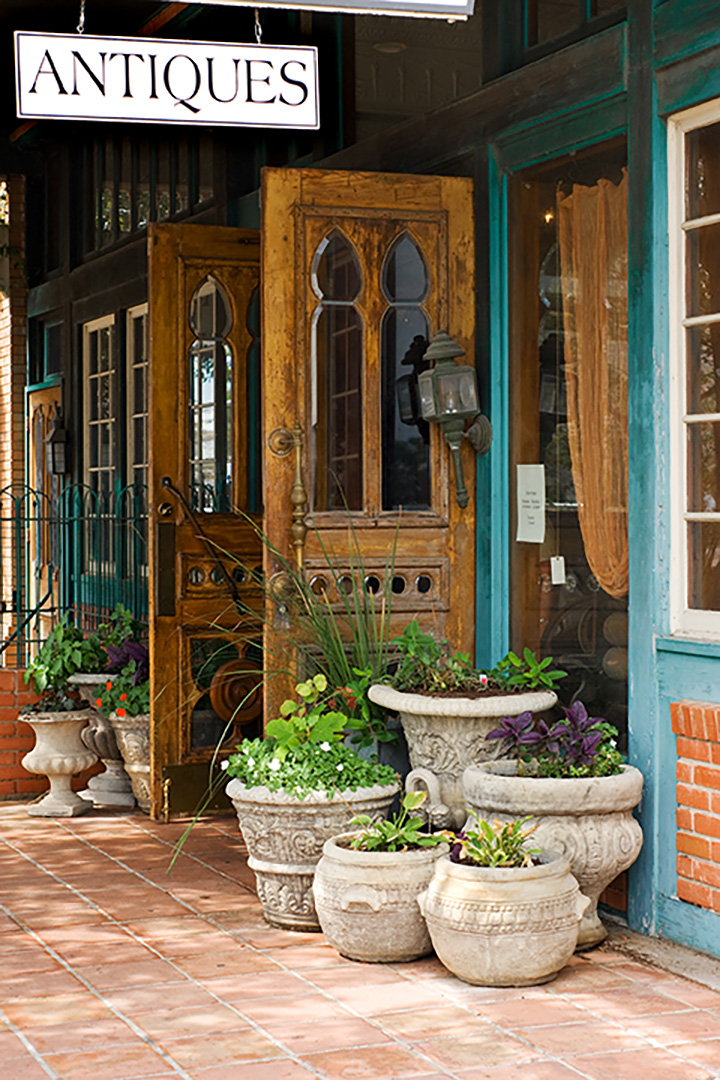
[148,224,263,818]
[262,168,476,719]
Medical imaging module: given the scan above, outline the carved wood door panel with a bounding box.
[148,224,262,816]
[261,168,476,719]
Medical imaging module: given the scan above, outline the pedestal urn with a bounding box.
[68,674,135,808]
[22,710,97,817]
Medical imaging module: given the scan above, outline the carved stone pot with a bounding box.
[68,674,135,808]
[368,685,557,830]
[106,712,151,814]
[226,778,399,931]
[463,762,644,949]
[418,852,588,987]
[313,834,450,962]
[21,710,97,817]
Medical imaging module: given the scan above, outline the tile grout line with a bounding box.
[0,1004,61,1079]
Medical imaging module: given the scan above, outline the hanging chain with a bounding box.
[77,0,86,34]
[254,8,263,45]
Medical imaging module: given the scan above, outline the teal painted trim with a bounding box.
[486,150,510,667]
[657,648,720,703]
[496,95,628,174]
[656,636,720,661]
[656,42,720,117]
[657,894,720,959]
[25,376,63,393]
[654,0,720,69]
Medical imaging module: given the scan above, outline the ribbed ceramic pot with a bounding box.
[463,761,644,949]
[21,710,97,817]
[107,712,151,813]
[418,852,587,986]
[368,685,557,830]
[313,833,450,962]
[226,778,399,931]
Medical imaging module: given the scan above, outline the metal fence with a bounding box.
[0,482,148,666]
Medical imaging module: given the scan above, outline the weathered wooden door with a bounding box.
[148,224,263,817]
[262,168,476,718]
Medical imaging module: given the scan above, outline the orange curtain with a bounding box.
[557,170,629,598]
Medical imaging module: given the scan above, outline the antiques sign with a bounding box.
[160,0,476,18]
[15,32,320,129]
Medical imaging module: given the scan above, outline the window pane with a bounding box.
[118,137,132,234]
[382,234,429,302]
[688,520,720,609]
[136,141,151,229]
[687,325,720,414]
[313,232,361,301]
[686,121,720,220]
[536,0,580,46]
[315,305,363,510]
[686,224,720,317]
[687,421,720,513]
[381,311,431,511]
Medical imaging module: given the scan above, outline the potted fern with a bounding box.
[313,791,450,962]
[224,674,399,931]
[369,623,565,829]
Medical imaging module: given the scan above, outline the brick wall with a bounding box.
[672,700,720,914]
[0,670,102,800]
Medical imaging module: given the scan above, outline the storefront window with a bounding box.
[509,140,629,742]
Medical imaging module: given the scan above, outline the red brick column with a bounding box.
[671,700,720,913]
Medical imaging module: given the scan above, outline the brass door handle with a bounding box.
[268,423,308,569]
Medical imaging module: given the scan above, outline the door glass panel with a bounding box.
[509,141,629,747]
[312,231,364,510]
[188,277,233,512]
[246,286,262,515]
[381,233,431,510]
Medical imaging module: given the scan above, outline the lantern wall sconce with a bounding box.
[45,408,68,476]
[417,330,492,508]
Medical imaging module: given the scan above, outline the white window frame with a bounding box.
[82,313,116,497]
[669,99,720,637]
[126,302,149,493]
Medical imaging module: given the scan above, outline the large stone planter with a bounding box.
[463,761,644,949]
[107,712,150,813]
[368,685,557,829]
[418,852,587,986]
[226,778,399,931]
[313,833,450,962]
[21,710,97,817]
[68,674,135,808]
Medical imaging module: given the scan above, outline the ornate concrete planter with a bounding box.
[68,674,135,808]
[418,852,587,986]
[21,710,97,817]
[313,833,450,962]
[107,712,151,813]
[226,778,399,931]
[368,685,557,829]
[463,761,644,949]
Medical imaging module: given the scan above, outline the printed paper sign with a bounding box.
[516,464,546,544]
[15,32,319,129]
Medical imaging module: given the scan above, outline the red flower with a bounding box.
[119,693,127,702]
[105,681,112,691]
[96,697,102,707]
[116,707,127,718]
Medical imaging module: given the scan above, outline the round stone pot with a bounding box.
[226,778,399,931]
[367,685,557,830]
[106,712,151,813]
[418,852,588,986]
[68,674,135,809]
[463,761,644,949]
[21,710,97,817]
[313,833,450,963]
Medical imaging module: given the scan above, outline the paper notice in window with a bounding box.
[516,464,546,544]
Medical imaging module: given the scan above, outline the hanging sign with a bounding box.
[171,0,475,19]
[14,32,319,129]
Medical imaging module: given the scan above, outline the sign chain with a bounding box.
[254,8,262,45]
[76,0,86,35]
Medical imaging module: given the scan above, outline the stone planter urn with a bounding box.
[21,710,97,817]
[463,761,644,949]
[68,674,135,809]
[313,833,450,962]
[418,852,588,986]
[107,712,151,813]
[226,778,399,931]
[368,685,557,829]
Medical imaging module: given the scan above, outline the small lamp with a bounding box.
[417,331,487,508]
[45,410,68,476]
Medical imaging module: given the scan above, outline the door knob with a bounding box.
[157,502,174,517]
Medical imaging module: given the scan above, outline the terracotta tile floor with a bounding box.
[2,804,720,1080]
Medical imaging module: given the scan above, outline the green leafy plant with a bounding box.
[24,617,106,694]
[95,662,150,719]
[488,648,567,692]
[348,790,451,852]
[223,675,397,798]
[97,603,146,650]
[450,814,541,868]
[389,620,483,694]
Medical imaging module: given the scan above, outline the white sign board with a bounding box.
[516,464,546,545]
[15,32,319,130]
[173,0,475,17]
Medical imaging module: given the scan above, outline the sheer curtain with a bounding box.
[557,170,629,598]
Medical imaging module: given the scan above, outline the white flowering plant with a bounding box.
[223,674,397,798]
